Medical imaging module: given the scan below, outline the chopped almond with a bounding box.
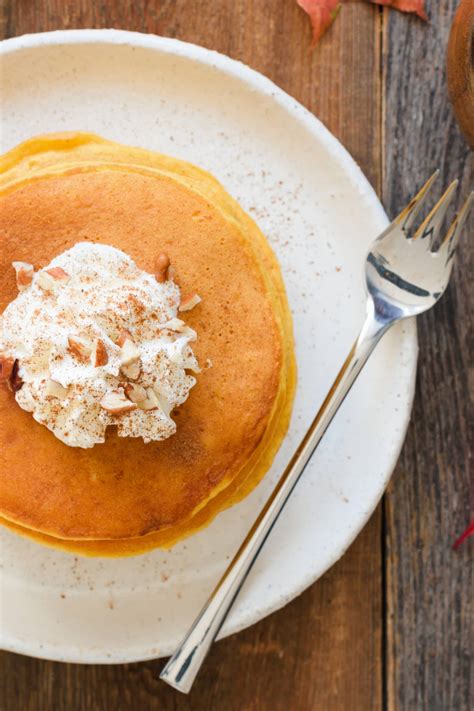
[179,293,202,312]
[45,379,69,399]
[116,329,133,348]
[124,382,147,403]
[154,253,171,283]
[162,318,186,331]
[137,387,160,411]
[137,387,172,415]
[92,339,108,367]
[161,318,195,339]
[116,330,142,377]
[12,262,34,291]
[154,388,173,417]
[36,271,55,292]
[67,333,94,362]
[0,354,15,383]
[119,338,140,366]
[45,267,70,282]
[36,267,70,292]
[121,360,141,380]
[100,390,137,415]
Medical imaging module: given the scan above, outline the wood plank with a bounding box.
[0,512,382,711]
[0,1,383,709]
[382,1,473,709]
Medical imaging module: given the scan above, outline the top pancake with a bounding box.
[0,134,295,543]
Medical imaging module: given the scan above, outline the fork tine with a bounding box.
[439,191,473,263]
[413,179,458,247]
[395,170,440,233]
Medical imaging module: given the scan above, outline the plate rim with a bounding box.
[0,28,418,664]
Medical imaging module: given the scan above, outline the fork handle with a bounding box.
[160,298,392,693]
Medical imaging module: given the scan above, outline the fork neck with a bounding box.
[359,295,396,351]
[333,297,394,404]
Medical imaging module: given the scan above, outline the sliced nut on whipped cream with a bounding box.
[179,292,202,312]
[37,266,70,292]
[67,333,94,362]
[92,338,109,367]
[45,379,69,399]
[119,335,140,366]
[12,262,34,291]
[154,253,171,283]
[100,389,137,415]
[117,330,141,379]
[124,382,147,403]
[0,242,200,448]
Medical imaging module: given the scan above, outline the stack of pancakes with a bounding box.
[0,133,296,556]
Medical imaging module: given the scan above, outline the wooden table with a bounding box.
[0,1,471,709]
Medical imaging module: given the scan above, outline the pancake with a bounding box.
[0,133,296,555]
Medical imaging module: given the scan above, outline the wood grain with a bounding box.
[382,1,473,709]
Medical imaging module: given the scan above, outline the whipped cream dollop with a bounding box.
[0,243,200,448]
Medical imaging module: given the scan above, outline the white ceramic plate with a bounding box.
[0,30,417,664]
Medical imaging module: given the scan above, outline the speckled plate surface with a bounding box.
[0,30,417,664]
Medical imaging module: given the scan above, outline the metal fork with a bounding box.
[160,173,473,693]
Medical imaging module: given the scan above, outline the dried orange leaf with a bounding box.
[297,0,341,46]
[297,0,427,48]
[371,0,427,21]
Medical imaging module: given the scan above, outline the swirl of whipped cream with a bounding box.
[0,243,200,448]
